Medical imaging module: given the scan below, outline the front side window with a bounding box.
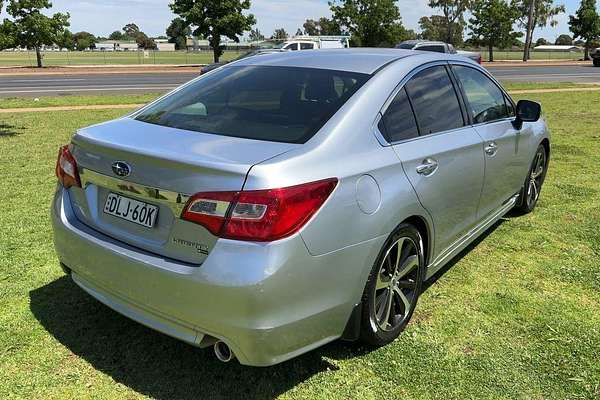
[134,66,369,144]
[300,42,314,50]
[379,87,419,142]
[453,65,510,124]
[404,66,464,135]
[286,43,299,51]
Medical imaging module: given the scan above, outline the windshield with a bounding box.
[134,66,370,144]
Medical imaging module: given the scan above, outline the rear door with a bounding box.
[382,64,485,256]
[450,64,531,219]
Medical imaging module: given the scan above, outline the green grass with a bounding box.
[0,93,161,109]
[479,50,585,61]
[0,91,599,399]
[0,50,242,67]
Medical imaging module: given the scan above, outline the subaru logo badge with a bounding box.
[111,161,131,177]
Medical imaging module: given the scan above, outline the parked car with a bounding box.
[278,36,350,50]
[591,47,600,67]
[200,49,287,74]
[52,49,549,366]
[396,40,482,64]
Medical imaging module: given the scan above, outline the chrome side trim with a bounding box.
[425,194,518,280]
[79,168,191,216]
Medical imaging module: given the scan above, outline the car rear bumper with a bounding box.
[51,186,382,366]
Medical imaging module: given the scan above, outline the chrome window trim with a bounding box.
[374,60,518,147]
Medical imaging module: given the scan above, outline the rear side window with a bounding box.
[134,66,369,144]
[300,42,314,49]
[404,66,464,135]
[452,65,510,124]
[378,87,419,142]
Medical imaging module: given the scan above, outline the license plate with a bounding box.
[103,192,158,228]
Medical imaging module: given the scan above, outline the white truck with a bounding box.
[278,36,351,51]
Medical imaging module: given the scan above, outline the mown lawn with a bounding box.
[0,89,599,399]
[0,50,241,67]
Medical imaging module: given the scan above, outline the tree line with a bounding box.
[1,0,600,67]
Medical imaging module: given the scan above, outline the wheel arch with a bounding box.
[401,215,432,266]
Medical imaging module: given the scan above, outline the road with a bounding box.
[0,65,599,97]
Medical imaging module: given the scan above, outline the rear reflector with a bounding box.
[181,178,338,242]
[55,145,81,189]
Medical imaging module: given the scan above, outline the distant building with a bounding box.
[533,45,582,52]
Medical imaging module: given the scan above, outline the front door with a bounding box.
[450,64,531,218]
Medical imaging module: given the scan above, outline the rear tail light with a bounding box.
[55,145,81,189]
[181,178,338,242]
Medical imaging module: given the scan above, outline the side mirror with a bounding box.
[513,100,541,129]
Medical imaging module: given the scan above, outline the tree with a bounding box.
[303,17,342,36]
[419,15,464,45]
[428,0,470,45]
[272,28,288,40]
[135,32,156,49]
[469,0,522,61]
[514,0,565,61]
[555,34,573,44]
[295,28,303,36]
[108,30,124,40]
[123,23,140,37]
[569,0,600,60]
[535,37,549,45]
[0,0,69,67]
[166,17,190,50]
[329,0,408,47]
[73,31,97,51]
[249,28,264,42]
[56,29,75,50]
[170,0,256,63]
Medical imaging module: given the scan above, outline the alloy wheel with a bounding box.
[373,237,420,332]
[526,148,546,208]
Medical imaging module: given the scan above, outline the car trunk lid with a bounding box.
[68,117,297,264]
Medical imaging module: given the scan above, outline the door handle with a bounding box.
[416,158,439,176]
[484,141,498,156]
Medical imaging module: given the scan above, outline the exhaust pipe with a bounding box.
[213,341,235,362]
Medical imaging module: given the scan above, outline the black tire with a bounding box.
[359,224,425,346]
[515,144,548,214]
[593,58,600,67]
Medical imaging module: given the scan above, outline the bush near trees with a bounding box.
[555,34,573,45]
[272,28,288,40]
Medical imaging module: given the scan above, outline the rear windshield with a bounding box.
[134,65,370,144]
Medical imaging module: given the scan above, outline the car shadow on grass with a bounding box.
[29,275,361,399]
[29,219,506,399]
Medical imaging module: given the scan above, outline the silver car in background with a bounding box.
[52,49,549,366]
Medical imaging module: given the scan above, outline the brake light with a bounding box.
[55,145,81,189]
[181,178,338,242]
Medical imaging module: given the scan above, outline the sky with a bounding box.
[0,0,591,42]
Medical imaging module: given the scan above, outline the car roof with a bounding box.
[231,48,420,75]
[401,40,447,46]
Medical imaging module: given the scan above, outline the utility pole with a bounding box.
[523,0,536,62]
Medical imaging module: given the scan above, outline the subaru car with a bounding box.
[52,49,549,366]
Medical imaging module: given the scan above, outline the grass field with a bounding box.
[0,88,599,399]
[0,50,242,67]
[0,49,585,67]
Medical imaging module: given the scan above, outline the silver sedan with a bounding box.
[51,49,549,366]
